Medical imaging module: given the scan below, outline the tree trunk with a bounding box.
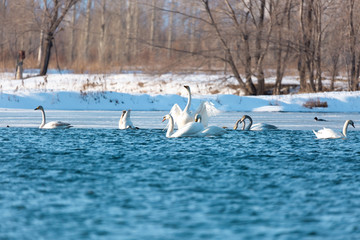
[99,0,106,65]
[125,0,133,62]
[84,0,92,63]
[348,0,357,91]
[132,0,138,58]
[255,0,265,95]
[167,0,174,58]
[69,3,77,64]
[298,0,307,92]
[149,0,156,54]
[40,33,53,75]
[0,0,5,70]
[305,0,315,92]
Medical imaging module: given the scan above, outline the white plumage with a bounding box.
[313,120,355,139]
[119,110,136,129]
[233,115,277,131]
[170,85,220,129]
[34,106,72,129]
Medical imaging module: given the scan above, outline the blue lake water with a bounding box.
[1,110,360,239]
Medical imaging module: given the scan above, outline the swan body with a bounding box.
[119,110,137,129]
[195,114,226,137]
[170,85,219,129]
[313,120,355,139]
[162,114,204,138]
[34,106,72,129]
[314,117,326,121]
[233,115,277,131]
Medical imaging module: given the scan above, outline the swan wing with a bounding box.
[194,101,220,127]
[251,123,278,131]
[200,126,226,137]
[171,122,204,138]
[170,103,192,129]
[313,127,342,139]
[42,121,72,129]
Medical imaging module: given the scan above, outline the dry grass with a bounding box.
[303,98,328,109]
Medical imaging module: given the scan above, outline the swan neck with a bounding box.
[184,87,191,113]
[234,119,241,130]
[40,108,46,128]
[342,120,350,137]
[167,115,175,137]
[242,115,252,130]
[247,116,253,130]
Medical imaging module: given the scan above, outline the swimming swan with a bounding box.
[34,106,72,129]
[119,110,137,129]
[313,120,355,139]
[233,115,278,131]
[162,114,204,138]
[195,114,226,136]
[170,85,219,129]
[314,117,327,121]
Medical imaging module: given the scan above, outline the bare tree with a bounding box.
[68,3,77,64]
[40,0,80,75]
[83,0,92,63]
[273,0,293,95]
[98,0,106,64]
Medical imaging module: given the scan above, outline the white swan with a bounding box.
[313,120,355,139]
[195,114,226,137]
[233,115,278,131]
[119,110,137,129]
[162,114,204,138]
[170,85,219,129]
[34,105,72,129]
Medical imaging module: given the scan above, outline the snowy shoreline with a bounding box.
[0,73,359,112]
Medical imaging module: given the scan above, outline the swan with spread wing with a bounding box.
[170,85,219,129]
[34,106,72,129]
[233,115,277,131]
[119,110,137,129]
[313,120,355,139]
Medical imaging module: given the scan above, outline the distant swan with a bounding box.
[162,114,204,138]
[34,105,72,129]
[119,110,137,129]
[170,85,219,129]
[233,115,277,131]
[195,114,226,136]
[313,120,355,139]
[314,117,326,121]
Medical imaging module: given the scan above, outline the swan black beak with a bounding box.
[34,107,39,110]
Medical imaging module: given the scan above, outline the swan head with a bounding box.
[349,120,355,128]
[194,113,202,123]
[34,105,43,111]
[162,114,171,122]
[184,85,190,90]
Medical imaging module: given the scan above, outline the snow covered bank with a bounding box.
[1,90,360,113]
[0,73,359,112]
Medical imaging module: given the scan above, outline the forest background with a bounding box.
[1,0,360,96]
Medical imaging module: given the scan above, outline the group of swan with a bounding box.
[33,85,356,139]
[161,86,278,138]
[233,115,277,131]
